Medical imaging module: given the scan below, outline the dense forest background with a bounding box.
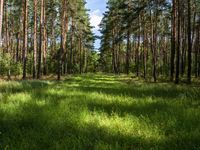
[0,0,199,84]
[99,0,200,84]
[0,0,96,80]
[1,0,200,149]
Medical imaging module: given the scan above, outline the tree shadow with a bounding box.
[75,84,194,100]
[84,96,200,149]
[1,75,200,149]
[0,80,50,94]
[1,94,200,150]
[0,98,165,150]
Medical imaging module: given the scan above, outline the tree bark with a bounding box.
[43,0,47,75]
[0,0,4,47]
[187,0,192,83]
[126,29,130,75]
[22,0,28,80]
[33,0,37,79]
[37,0,44,79]
[170,0,176,81]
[175,0,181,84]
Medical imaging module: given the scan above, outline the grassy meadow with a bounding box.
[0,74,200,150]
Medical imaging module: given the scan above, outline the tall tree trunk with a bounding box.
[64,12,69,74]
[22,0,28,80]
[187,0,192,83]
[126,29,130,75]
[198,28,200,77]
[83,47,87,73]
[57,0,66,80]
[170,0,176,81]
[16,32,19,62]
[57,36,62,80]
[33,0,37,79]
[43,0,47,75]
[4,0,10,79]
[150,8,157,82]
[37,0,44,79]
[180,16,186,76]
[5,0,8,52]
[79,36,82,74]
[63,6,68,74]
[112,30,117,73]
[69,15,74,74]
[136,15,141,77]
[195,27,199,77]
[136,29,140,77]
[175,0,181,84]
[0,0,4,47]
[143,32,147,79]
[50,18,55,55]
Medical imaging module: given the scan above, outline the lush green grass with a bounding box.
[0,74,200,150]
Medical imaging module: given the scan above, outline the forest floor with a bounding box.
[0,74,200,150]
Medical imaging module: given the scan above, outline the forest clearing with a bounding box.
[1,0,200,149]
[0,74,200,149]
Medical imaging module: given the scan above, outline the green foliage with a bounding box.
[0,54,11,75]
[0,53,22,77]
[0,53,11,76]
[87,51,100,72]
[1,0,95,78]
[0,74,200,149]
[26,53,33,75]
[11,62,22,77]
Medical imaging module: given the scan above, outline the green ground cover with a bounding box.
[0,74,200,150]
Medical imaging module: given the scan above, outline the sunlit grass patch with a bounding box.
[0,74,200,149]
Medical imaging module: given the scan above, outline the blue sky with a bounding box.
[85,0,107,49]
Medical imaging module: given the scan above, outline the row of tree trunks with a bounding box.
[0,0,92,80]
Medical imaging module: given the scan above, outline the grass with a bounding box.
[0,74,200,150]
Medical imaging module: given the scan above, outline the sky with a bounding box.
[85,0,107,50]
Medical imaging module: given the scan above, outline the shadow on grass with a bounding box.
[0,75,200,149]
[1,93,200,150]
[61,75,200,100]
[0,99,165,150]
[0,80,50,94]
[76,84,199,100]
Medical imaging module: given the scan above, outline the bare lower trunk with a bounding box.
[22,0,28,80]
[33,0,37,79]
[0,0,4,47]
